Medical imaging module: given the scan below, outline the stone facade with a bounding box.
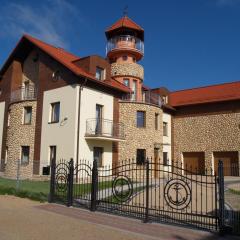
[5,100,37,179]
[173,112,240,171]
[111,62,144,80]
[119,101,163,162]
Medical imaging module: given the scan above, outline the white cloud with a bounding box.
[0,0,84,48]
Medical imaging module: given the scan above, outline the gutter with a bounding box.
[76,78,88,168]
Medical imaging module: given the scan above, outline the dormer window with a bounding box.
[96,67,105,81]
[162,95,168,104]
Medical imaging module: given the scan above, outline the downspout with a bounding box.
[76,78,88,169]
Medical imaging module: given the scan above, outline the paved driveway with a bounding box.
[0,195,239,240]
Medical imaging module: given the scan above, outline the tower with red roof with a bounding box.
[105,15,144,101]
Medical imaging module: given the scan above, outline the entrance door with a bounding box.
[183,152,205,175]
[154,148,160,178]
[214,151,239,176]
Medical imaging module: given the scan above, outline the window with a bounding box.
[93,147,103,167]
[133,57,136,62]
[122,55,128,61]
[52,70,61,82]
[163,122,168,136]
[49,146,56,164]
[21,146,30,164]
[137,149,146,165]
[137,111,145,128]
[5,147,8,165]
[132,80,137,100]
[96,67,105,80]
[23,106,32,124]
[162,95,168,104]
[163,152,168,166]
[155,113,159,130]
[50,102,60,123]
[96,104,103,134]
[123,78,129,87]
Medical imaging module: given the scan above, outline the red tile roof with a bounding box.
[169,81,240,107]
[0,34,130,93]
[106,16,144,32]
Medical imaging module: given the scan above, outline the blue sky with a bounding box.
[0,0,240,91]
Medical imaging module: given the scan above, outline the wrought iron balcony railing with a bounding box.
[85,118,125,140]
[106,35,144,56]
[10,86,37,103]
[122,91,162,107]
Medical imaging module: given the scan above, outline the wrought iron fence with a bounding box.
[49,158,228,233]
[10,86,37,103]
[85,118,125,140]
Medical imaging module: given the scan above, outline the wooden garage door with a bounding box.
[214,152,239,176]
[183,152,205,175]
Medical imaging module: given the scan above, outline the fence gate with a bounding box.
[49,159,225,232]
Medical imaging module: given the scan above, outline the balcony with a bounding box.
[122,91,162,107]
[106,35,144,60]
[10,86,37,103]
[85,118,125,141]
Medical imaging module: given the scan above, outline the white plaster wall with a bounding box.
[78,87,113,167]
[40,85,79,169]
[163,113,172,164]
[0,102,5,161]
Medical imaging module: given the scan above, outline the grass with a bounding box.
[0,177,115,202]
[228,188,240,195]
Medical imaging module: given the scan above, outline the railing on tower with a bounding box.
[106,35,144,55]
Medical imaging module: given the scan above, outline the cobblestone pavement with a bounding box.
[0,195,240,240]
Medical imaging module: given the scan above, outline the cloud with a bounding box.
[216,0,240,6]
[0,0,84,48]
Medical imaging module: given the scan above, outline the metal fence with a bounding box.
[49,158,228,233]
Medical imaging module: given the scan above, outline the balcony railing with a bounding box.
[122,91,162,107]
[85,118,125,140]
[10,86,37,103]
[106,35,144,56]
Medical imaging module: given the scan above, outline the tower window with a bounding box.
[123,79,129,87]
[122,56,128,61]
[96,67,105,80]
[21,146,30,164]
[136,111,146,128]
[133,57,136,62]
[136,149,146,165]
[23,106,32,124]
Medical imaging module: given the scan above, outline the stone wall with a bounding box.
[119,101,163,163]
[5,101,37,179]
[111,62,144,80]
[173,112,240,171]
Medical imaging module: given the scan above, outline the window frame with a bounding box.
[123,78,130,87]
[21,146,30,165]
[95,66,105,81]
[49,145,57,165]
[136,111,146,128]
[49,102,60,124]
[136,149,146,165]
[163,121,168,136]
[23,106,32,125]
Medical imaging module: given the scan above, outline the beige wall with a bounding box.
[5,101,37,179]
[173,112,240,171]
[119,102,163,163]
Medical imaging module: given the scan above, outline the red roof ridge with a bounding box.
[171,80,240,93]
[106,16,144,32]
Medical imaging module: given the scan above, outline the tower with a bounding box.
[105,16,144,101]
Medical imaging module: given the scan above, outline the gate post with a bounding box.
[49,159,56,203]
[218,160,225,234]
[67,158,74,207]
[144,159,150,223]
[91,158,98,211]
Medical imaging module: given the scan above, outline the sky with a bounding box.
[0,0,240,91]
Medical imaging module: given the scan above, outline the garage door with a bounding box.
[183,152,205,175]
[214,152,239,176]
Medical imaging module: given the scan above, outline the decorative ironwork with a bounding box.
[55,162,69,193]
[112,176,133,202]
[164,178,191,210]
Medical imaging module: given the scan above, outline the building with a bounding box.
[0,15,239,178]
